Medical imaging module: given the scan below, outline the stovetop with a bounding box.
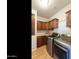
[57,38,70,44]
[47,33,71,48]
[54,38,71,48]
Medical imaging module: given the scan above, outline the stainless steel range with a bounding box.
[54,34,71,59]
[46,33,71,59]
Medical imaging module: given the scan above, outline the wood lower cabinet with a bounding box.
[37,36,46,48]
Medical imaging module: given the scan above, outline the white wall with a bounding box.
[49,3,71,34]
[37,16,48,22]
[32,9,37,52]
[32,36,37,51]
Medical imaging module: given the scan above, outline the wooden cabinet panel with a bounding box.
[41,22,47,30]
[66,10,71,28]
[37,21,48,30]
[41,22,44,30]
[53,19,58,28]
[48,21,52,30]
[37,21,42,30]
[50,20,54,29]
[48,22,50,30]
[32,14,35,35]
[37,18,59,30]
[48,19,57,30]
[43,22,46,30]
[37,36,46,48]
[45,22,48,30]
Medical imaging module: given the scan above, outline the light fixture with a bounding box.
[40,0,49,8]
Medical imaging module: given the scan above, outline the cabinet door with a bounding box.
[66,10,71,28]
[45,22,48,30]
[37,21,39,30]
[40,22,43,30]
[53,19,58,28]
[32,14,35,35]
[67,13,71,27]
[50,20,54,29]
[37,36,43,47]
[41,22,46,30]
[38,22,48,30]
[37,36,46,47]
[69,13,71,26]
[48,21,51,30]
[44,22,46,30]
[48,20,54,30]
[47,22,49,30]
[37,21,42,30]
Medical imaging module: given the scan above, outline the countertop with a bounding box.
[54,38,71,48]
[37,30,54,36]
[37,32,52,36]
[47,36,71,48]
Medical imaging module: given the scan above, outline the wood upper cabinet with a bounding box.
[45,22,48,30]
[50,20,54,29]
[41,22,45,30]
[53,18,59,28]
[66,10,71,28]
[41,22,48,30]
[37,18,59,30]
[48,21,50,30]
[37,21,48,30]
[48,22,50,30]
[37,21,42,30]
[48,18,58,30]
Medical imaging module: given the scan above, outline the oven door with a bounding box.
[54,41,69,59]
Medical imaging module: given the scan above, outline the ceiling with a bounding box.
[32,0,71,19]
